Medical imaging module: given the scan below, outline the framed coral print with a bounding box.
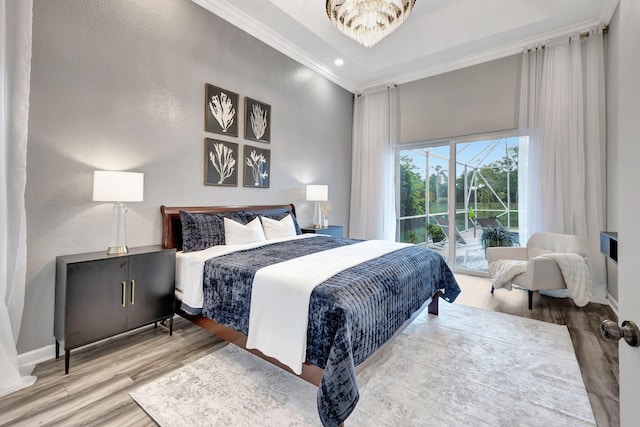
[243,145,270,188]
[204,138,238,186]
[205,84,239,137]
[244,97,271,143]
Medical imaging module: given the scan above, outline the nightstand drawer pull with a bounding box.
[121,281,126,307]
[55,246,176,374]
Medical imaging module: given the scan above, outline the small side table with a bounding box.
[301,225,343,238]
[600,231,618,263]
[55,245,175,373]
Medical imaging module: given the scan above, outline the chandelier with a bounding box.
[326,0,416,48]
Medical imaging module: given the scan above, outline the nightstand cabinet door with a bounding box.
[126,250,176,329]
[55,245,176,373]
[64,258,129,348]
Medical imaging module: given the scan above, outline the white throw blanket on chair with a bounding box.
[539,253,592,307]
[489,253,593,307]
[488,260,527,291]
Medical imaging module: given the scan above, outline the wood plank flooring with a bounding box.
[0,320,226,426]
[0,274,619,426]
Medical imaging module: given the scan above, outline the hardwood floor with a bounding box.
[0,274,619,426]
[0,320,226,426]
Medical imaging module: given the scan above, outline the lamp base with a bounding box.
[107,245,129,255]
[312,201,323,229]
[107,202,129,255]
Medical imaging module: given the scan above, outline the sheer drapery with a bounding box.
[1,0,36,397]
[519,29,607,301]
[349,85,398,240]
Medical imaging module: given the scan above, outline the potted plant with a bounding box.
[480,227,519,249]
[426,223,445,243]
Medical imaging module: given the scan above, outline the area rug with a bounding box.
[130,303,595,426]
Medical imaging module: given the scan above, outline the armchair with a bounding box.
[486,232,587,309]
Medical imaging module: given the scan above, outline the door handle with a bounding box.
[131,279,135,305]
[121,281,126,307]
[600,319,639,347]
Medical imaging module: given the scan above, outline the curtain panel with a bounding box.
[519,29,607,301]
[0,0,36,397]
[349,85,398,241]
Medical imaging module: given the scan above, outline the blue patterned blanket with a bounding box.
[200,237,460,426]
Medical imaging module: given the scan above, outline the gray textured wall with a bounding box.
[22,0,353,353]
[398,54,521,143]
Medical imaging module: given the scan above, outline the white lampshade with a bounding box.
[307,184,328,229]
[93,171,144,255]
[93,171,144,202]
[306,185,328,202]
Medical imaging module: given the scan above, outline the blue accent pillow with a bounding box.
[179,211,247,252]
[245,209,302,235]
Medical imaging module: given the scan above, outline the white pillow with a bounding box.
[261,214,297,240]
[224,217,266,245]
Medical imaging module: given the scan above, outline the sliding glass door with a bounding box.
[397,135,523,274]
[453,137,521,272]
[397,144,450,259]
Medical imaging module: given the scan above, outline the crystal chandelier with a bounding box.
[326,0,416,48]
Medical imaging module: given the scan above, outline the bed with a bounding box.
[160,204,461,426]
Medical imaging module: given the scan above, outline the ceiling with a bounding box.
[192,0,619,93]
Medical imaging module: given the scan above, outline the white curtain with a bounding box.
[0,0,36,397]
[349,85,398,241]
[519,29,607,301]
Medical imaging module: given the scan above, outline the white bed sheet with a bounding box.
[175,233,320,310]
[246,240,412,374]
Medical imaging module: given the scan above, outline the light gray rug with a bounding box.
[130,304,596,426]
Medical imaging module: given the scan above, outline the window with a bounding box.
[397,134,525,274]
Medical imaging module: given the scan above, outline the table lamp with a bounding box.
[93,171,144,254]
[306,184,328,229]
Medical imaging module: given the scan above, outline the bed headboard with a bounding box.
[160,204,297,250]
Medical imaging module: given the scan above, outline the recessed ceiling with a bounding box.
[192,0,618,93]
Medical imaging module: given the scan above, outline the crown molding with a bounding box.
[192,1,615,93]
[598,0,619,25]
[356,18,605,91]
[191,0,357,92]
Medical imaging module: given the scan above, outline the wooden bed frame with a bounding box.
[160,204,440,387]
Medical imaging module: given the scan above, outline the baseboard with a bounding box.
[18,344,56,369]
[606,293,619,316]
[16,322,167,370]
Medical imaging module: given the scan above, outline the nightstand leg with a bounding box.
[55,340,60,359]
[65,350,70,375]
[169,316,173,336]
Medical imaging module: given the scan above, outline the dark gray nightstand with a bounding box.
[54,245,176,373]
[301,225,343,238]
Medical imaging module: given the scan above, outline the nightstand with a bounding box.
[54,245,176,374]
[301,225,343,238]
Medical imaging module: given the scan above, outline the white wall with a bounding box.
[610,0,640,424]
[21,0,354,354]
[605,8,620,304]
[398,54,521,144]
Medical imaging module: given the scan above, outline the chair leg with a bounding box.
[528,290,533,310]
